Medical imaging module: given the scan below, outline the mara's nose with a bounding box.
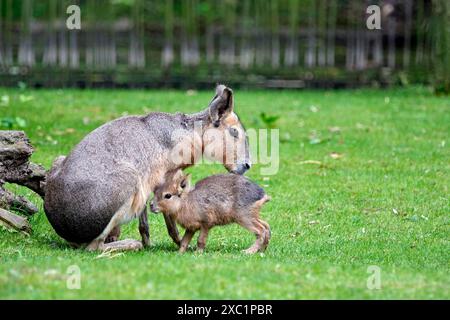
[233,162,251,175]
[150,201,159,214]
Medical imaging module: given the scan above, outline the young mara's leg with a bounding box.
[179,229,196,253]
[86,198,143,252]
[163,213,181,247]
[196,227,209,253]
[139,206,150,247]
[237,218,265,254]
[257,218,271,251]
[245,202,271,252]
[258,219,271,236]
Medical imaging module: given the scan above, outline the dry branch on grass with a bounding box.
[0,208,31,233]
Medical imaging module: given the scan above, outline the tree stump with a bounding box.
[0,130,47,233]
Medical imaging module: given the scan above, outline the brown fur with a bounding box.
[151,171,271,254]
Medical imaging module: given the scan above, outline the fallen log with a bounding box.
[0,208,31,234]
[0,130,47,198]
[0,130,47,232]
[0,187,38,215]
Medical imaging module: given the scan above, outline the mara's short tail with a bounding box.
[255,194,271,207]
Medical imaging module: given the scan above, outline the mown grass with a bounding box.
[0,86,448,299]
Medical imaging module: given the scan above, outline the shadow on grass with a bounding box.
[35,232,255,257]
[146,241,258,256]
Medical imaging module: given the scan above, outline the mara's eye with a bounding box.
[180,181,186,189]
[229,127,239,138]
[164,193,172,199]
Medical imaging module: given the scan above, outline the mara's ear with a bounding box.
[172,169,185,182]
[208,84,234,127]
[180,173,191,190]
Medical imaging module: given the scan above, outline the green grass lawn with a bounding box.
[0,86,448,299]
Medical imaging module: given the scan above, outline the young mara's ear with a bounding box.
[208,84,234,127]
[180,173,191,190]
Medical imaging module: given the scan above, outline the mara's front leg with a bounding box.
[179,229,196,253]
[139,206,150,247]
[163,213,181,247]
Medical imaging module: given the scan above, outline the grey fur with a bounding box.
[44,85,250,246]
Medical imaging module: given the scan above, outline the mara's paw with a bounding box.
[178,246,189,254]
[86,239,104,252]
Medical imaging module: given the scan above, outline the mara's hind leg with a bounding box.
[245,198,271,252]
[86,199,143,252]
[257,219,271,251]
[196,227,209,253]
[237,218,265,254]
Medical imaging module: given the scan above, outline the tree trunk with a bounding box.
[239,0,254,69]
[305,0,317,68]
[317,0,327,67]
[374,23,383,66]
[18,0,35,67]
[129,0,145,68]
[162,0,174,67]
[346,2,355,70]
[403,0,413,68]
[219,0,236,66]
[356,1,369,70]
[3,0,13,66]
[69,29,79,69]
[181,0,199,66]
[85,0,94,67]
[255,2,266,67]
[43,0,57,66]
[415,0,425,64]
[58,0,68,68]
[386,1,397,69]
[271,0,280,69]
[0,0,3,66]
[284,0,299,67]
[326,0,337,67]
